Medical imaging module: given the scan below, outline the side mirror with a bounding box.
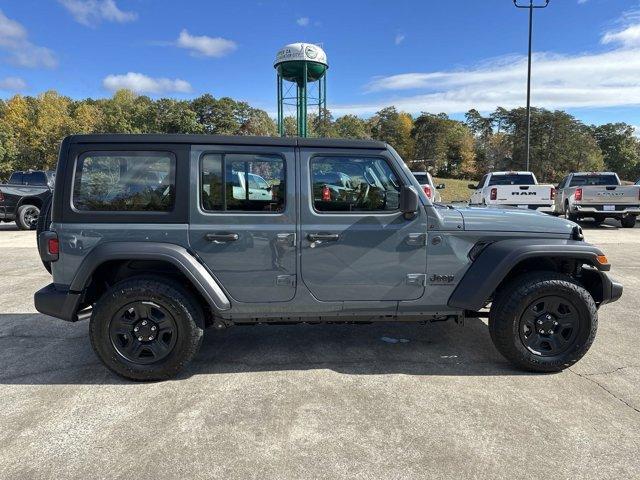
[400,186,419,217]
[468,184,478,190]
[436,183,446,190]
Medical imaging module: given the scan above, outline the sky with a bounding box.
[0,0,639,131]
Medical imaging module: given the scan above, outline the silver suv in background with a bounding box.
[555,172,640,228]
[411,171,445,203]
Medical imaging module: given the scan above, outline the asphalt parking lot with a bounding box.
[0,221,638,479]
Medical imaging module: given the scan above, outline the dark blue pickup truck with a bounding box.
[0,170,54,230]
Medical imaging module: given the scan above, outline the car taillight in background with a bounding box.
[575,188,583,201]
[550,187,556,200]
[0,189,4,202]
[422,185,432,199]
[321,185,331,202]
[490,188,497,201]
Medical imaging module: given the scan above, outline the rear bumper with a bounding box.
[572,204,640,215]
[34,283,82,322]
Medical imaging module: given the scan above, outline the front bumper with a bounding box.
[600,272,623,306]
[34,283,82,322]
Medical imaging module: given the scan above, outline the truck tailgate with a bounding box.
[579,186,640,205]
[493,185,554,204]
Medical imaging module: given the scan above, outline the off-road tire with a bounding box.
[621,215,636,229]
[16,204,40,230]
[36,197,53,273]
[90,276,204,381]
[489,271,597,372]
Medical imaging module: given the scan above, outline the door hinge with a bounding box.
[406,233,427,246]
[406,274,427,286]
[276,274,296,287]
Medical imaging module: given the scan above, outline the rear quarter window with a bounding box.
[72,152,176,212]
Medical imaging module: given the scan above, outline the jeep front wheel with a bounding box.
[89,276,204,381]
[489,272,597,372]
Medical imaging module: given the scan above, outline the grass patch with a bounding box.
[433,177,475,203]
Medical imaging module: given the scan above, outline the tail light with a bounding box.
[422,185,432,199]
[48,237,59,256]
[550,187,556,200]
[0,189,4,202]
[575,188,583,201]
[321,185,331,202]
[490,188,497,201]
[39,231,59,263]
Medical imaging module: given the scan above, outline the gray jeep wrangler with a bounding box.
[35,135,623,380]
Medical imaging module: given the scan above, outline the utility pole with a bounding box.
[513,0,550,171]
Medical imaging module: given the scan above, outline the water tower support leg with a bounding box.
[277,75,283,137]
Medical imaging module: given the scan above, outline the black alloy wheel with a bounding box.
[109,301,178,364]
[519,296,579,357]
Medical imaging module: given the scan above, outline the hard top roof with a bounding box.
[65,134,388,150]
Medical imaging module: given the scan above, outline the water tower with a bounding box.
[274,43,328,137]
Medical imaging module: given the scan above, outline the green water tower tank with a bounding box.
[274,43,328,137]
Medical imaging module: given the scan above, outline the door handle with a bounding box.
[205,232,239,244]
[307,233,339,242]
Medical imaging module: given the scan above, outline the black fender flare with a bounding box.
[448,238,610,311]
[70,242,231,312]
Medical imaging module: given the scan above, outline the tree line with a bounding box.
[1,89,639,182]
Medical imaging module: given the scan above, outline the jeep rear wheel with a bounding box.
[16,204,40,230]
[90,276,204,381]
[489,272,597,372]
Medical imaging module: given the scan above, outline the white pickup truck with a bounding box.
[554,172,640,227]
[468,171,555,213]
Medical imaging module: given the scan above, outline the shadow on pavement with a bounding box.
[0,313,534,384]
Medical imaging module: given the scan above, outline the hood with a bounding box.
[456,206,575,235]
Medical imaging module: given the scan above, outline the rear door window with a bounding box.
[72,152,176,211]
[200,153,285,213]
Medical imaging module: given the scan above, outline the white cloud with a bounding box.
[602,23,640,47]
[102,72,192,94]
[395,33,405,45]
[58,0,137,26]
[296,17,310,27]
[0,9,57,68]
[634,125,640,138]
[330,18,640,116]
[577,0,589,4]
[0,76,26,91]
[176,29,237,57]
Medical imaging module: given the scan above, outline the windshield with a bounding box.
[570,175,619,187]
[488,174,535,186]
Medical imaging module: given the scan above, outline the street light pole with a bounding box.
[513,0,550,172]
